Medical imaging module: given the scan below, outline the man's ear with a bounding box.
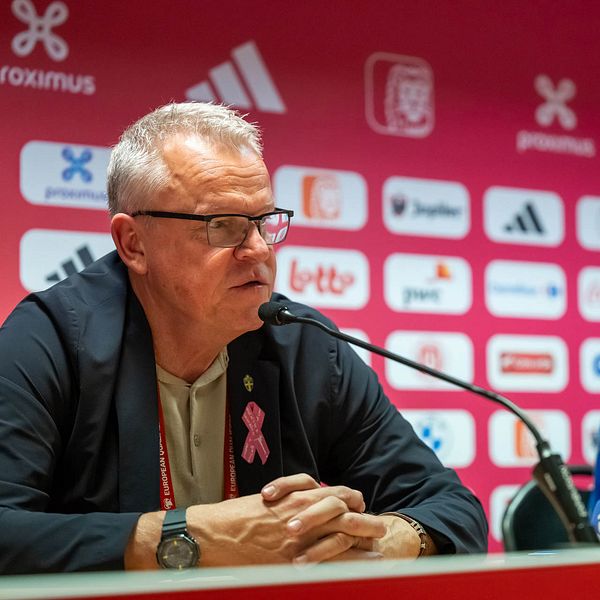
[111,213,148,275]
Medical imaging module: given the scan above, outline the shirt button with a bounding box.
[193,434,201,447]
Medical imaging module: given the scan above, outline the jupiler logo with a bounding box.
[516,74,595,158]
[11,0,69,61]
[2,0,96,96]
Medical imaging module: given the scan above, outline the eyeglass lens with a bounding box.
[207,213,290,247]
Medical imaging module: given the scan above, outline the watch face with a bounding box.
[157,534,199,569]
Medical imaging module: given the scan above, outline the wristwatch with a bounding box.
[156,508,200,569]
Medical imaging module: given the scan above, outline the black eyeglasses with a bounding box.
[130,207,294,248]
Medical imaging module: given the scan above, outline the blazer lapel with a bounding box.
[228,330,283,495]
[114,289,160,512]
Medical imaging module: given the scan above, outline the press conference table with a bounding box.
[2,548,600,600]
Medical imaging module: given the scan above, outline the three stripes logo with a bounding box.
[503,203,545,235]
[46,245,94,283]
[185,41,286,114]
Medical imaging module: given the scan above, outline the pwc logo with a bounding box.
[365,52,434,138]
[400,409,475,468]
[485,260,566,319]
[486,334,568,392]
[576,196,600,251]
[185,41,285,114]
[489,409,571,467]
[20,229,114,292]
[578,266,600,321]
[382,176,470,239]
[275,246,369,309]
[384,253,471,314]
[484,186,564,247]
[580,338,600,393]
[20,141,110,209]
[272,166,367,230]
[385,331,473,390]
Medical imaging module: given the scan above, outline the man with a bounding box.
[0,103,487,574]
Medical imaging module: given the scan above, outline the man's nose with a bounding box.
[234,221,270,260]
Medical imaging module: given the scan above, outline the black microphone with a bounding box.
[258,300,599,546]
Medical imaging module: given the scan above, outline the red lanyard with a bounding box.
[158,389,239,511]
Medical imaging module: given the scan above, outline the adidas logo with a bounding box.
[46,245,94,283]
[503,203,545,235]
[185,41,286,113]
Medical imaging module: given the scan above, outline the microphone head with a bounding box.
[258,301,290,325]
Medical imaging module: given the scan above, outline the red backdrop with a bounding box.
[2,0,600,551]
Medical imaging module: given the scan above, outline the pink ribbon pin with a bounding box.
[241,402,270,465]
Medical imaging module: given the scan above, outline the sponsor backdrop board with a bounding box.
[1,0,600,552]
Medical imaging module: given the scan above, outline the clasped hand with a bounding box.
[187,473,386,565]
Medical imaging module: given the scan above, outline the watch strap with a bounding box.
[161,508,188,538]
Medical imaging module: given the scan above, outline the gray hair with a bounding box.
[106,102,263,216]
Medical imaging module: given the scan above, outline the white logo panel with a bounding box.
[275,246,369,309]
[382,176,470,239]
[365,53,434,138]
[486,334,568,392]
[578,267,600,321]
[20,229,114,292]
[580,339,600,393]
[485,260,566,319]
[582,411,600,465]
[384,253,472,314]
[490,485,520,542]
[489,410,571,467]
[401,410,475,468]
[576,197,600,251]
[385,331,473,390]
[273,166,367,230]
[340,329,371,367]
[20,141,110,209]
[483,186,564,246]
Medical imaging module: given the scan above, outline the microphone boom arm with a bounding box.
[269,304,599,546]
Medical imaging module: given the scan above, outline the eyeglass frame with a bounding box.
[129,207,294,248]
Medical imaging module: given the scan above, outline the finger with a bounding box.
[261,473,320,501]
[311,485,365,513]
[289,505,386,540]
[286,495,349,535]
[294,532,382,565]
[324,548,384,562]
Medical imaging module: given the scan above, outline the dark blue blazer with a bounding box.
[0,252,487,573]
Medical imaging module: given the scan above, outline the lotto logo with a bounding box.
[272,166,367,230]
[483,186,564,247]
[11,0,69,61]
[384,253,472,314]
[275,246,369,309]
[486,334,568,392]
[365,52,434,138]
[385,331,473,390]
[489,410,571,467]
